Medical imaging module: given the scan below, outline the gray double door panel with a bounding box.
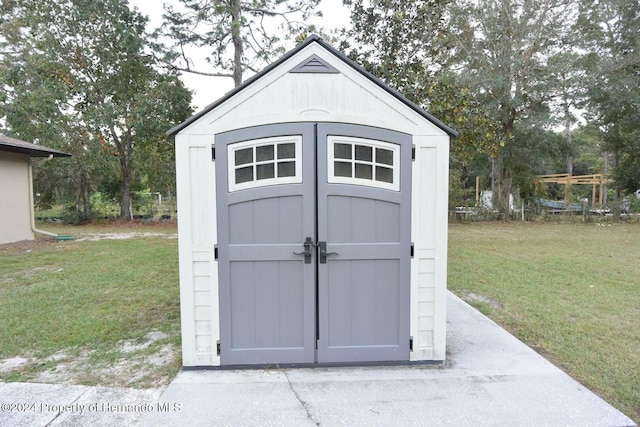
[216,123,412,366]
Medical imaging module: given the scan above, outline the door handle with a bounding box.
[318,241,338,264]
[293,237,314,264]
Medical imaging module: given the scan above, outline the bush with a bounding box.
[90,192,119,219]
[132,189,157,219]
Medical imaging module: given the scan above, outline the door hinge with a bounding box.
[410,336,414,352]
[214,245,218,260]
[412,145,415,161]
[216,340,221,356]
[410,243,414,258]
[211,145,216,161]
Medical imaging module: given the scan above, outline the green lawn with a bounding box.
[0,221,180,387]
[448,222,640,423]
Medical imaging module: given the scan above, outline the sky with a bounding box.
[128,0,351,111]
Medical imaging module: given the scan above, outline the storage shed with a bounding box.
[169,35,456,367]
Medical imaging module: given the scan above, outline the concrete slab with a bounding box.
[0,382,160,427]
[141,293,636,427]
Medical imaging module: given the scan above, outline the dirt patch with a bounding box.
[75,232,177,242]
[0,330,180,389]
[458,291,503,310]
[0,238,61,253]
[0,357,30,373]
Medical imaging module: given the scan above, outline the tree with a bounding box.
[339,0,503,165]
[449,0,579,213]
[156,0,321,86]
[547,50,586,177]
[578,0,640,194]
[0,0,193,220]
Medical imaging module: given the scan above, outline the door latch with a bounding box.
[293,237,314,264]
[318,241,338,264]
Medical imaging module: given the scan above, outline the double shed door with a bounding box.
[215,123,412,366]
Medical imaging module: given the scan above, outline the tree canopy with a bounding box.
[340,0,639,213]
[155,0,321,86]
[0,0,193,220]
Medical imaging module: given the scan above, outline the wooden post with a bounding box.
[599,177,604,209]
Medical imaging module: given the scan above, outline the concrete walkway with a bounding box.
[0,293,635,426]
[0,382,161,426]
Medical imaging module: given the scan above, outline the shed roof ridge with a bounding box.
[167,35,457,138]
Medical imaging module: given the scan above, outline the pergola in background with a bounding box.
[537,173,614,208]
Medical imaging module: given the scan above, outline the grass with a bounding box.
[0,220,180,387]
[448,222,640,424]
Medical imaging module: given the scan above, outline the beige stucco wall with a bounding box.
[0,151,34,244]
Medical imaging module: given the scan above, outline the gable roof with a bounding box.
[0,134,71,158]
[167,35,458,138]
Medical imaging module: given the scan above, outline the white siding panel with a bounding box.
[177,134,220,366]
[417,330,434,360]
[418,283,433,302]
[419,270,435,287]
[195,335,212,353]
[418,258,435,273]
[194,290,210,306]
[195,320,211,335]
[432,135,450,361]
[194,306,211,321]
[210,73,419,135]
[193,261,209,277]
[189,147,209,248]
[193,276,209,291]
[418,302,434,317]
[176,135,197,366]
[193,251,210,262]
[418,316,434,330]
[411,140,448,362]
[417,146,437,248]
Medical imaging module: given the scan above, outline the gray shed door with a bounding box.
[215,123,411,365]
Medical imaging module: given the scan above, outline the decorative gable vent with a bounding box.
[290,54,339,74]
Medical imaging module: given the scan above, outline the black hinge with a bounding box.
[412,145,415,161]
[216,340,221,356]
[410,243,414,258]
[214,245,218,260]
[410,336,414,352]
[211,145,216,161]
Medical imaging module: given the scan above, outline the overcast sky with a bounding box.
[128,0,350,111]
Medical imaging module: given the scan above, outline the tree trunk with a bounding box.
[602,150,608,206]
[120,155,132,220]
[500,166,512,218]
[230,0,243,87]
[79,170,91,220]
[565,121,573,176]
[490,156,499,206]
[565,122,573,207]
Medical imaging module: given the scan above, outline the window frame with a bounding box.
[227,135,303,192]
[327,136,400,191]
